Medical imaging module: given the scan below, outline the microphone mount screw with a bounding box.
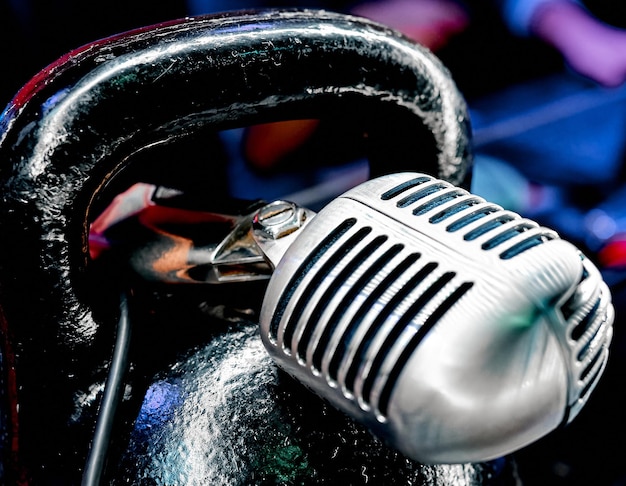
[253,200,307,240]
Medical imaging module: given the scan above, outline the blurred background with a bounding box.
[2,1,626,484]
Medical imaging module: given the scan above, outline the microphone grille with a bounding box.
[259,172,614,463]
[264,214,475,418]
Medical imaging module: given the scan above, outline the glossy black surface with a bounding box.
[113,315,515,485]
[0,9,473,484]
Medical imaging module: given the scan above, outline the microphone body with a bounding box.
[257,172,614,464]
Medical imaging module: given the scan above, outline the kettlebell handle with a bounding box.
[0,9,471,482]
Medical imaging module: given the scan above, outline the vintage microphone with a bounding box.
[121,169,613,466]
[252,172,614,464]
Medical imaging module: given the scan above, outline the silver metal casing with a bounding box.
[259,172,614,464]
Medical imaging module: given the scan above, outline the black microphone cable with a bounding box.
[81,292,132,486]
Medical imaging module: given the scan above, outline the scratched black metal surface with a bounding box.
[111,303,515,485]
[0,9,473,483]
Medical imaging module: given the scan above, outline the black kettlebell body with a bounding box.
[0,9,482,484]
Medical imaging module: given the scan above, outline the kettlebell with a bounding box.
[0,8,479,485]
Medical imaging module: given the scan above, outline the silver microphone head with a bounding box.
[256,172,614,464]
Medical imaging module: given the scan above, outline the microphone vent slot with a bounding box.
[560,263,613,411]
[379,175,556,259]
